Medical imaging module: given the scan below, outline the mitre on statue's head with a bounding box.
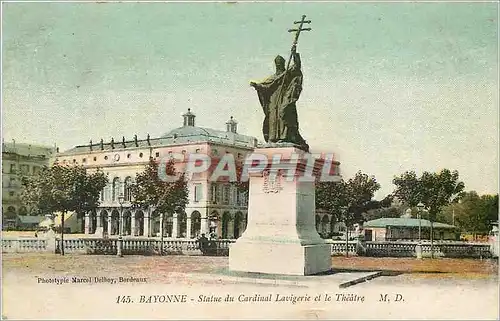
[274,55,286,66]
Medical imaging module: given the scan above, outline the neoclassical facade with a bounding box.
[2,141,56,223]
[54,110,256,239]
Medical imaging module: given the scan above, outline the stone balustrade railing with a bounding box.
[326,240,357,256]
[2,238,48,253]
[2,237,492,259]
[60,237,236,256]
[329,240,492,258]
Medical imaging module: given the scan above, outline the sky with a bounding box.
[2,2,498,199]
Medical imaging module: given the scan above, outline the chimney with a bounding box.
[134,134,138,147]
[182,108,196,127]
[100,139,104,150]
[147,134,151,146]
[111,138,115,149]
[89,139,93,151]
[226,116,238,133]
[122,136,126,148]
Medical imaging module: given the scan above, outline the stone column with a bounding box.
[107,215,112,236]
[201,216,209,235]
[96,212,102,229]
[172,213,178,238]
[131,211,136,236]
[159,212,164,238]
[144,213,150,237]
[84,213,90,234]
[95,211,102,236]
[186,217,192,239]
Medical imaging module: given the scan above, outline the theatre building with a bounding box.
[54,109,257,239]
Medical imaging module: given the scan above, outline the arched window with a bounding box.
[104,183,112,201]
[124,177,133,202]
[112,177,120,202]
[222,212,231,239]
[6,206,17,219]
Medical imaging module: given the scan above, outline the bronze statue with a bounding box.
[250,15,312,152]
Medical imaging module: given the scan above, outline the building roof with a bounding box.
[60,109,258,155]
[18,215,45,224]
[160,126,256,146]
[2,142,56,158]
[364,218,457,229]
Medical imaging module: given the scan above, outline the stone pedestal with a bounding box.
[415,243,423,259]
[229,146,338,276]
[44,229,57,253]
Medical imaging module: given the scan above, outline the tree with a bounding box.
[363,203,404,222]
[439,192,499,238]
[316,171,382,256]
[316,180,348,224]
[393,169,465,257]
[21,164,108,255]
[343,172,382,226]
[392,171,421,207]
[131,159,188,248]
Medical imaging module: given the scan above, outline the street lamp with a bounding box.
[117,193,125,257]
[416,202,424,243]
[416,202,425,259]
[341,206,349,258]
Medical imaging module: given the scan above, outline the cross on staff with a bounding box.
[286,15,312,70]
[275,15,312,140]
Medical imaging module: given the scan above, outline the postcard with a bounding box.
[2,1,499,320]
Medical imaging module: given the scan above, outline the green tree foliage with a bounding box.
[439,192,498,236]
[20,164,108,254]
[316,171,382,225]
[21,165,108,216]
[393,169,465,257]
[392,171,421,207]
[316,171,382,256]
[316,179,348,223]
[363,204,404,221]
[131,159,188,216]
[393,169,465,221]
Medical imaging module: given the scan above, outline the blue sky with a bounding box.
[2,2,498,198]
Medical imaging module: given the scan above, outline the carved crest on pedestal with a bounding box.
[262,169,283,193]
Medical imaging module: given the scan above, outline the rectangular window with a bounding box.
[232,188,237,206]
[194,184,202,202]
[9,176,16,187]
[236,191,241,206]
[20,165,29,174]
[223,185,230,205]
[10,164,16,173]
[211,183,218,204]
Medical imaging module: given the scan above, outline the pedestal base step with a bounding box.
[229,241,331,276]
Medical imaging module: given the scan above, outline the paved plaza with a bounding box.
[2,253,498,319]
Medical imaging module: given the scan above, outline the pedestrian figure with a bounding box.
[198,233,209,255]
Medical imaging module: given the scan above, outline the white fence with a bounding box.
[2,238,48,252]
[1,237,493,258]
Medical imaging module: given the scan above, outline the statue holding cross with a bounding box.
[250,15,312,152]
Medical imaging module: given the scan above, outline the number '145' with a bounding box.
[116,295,132,303]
